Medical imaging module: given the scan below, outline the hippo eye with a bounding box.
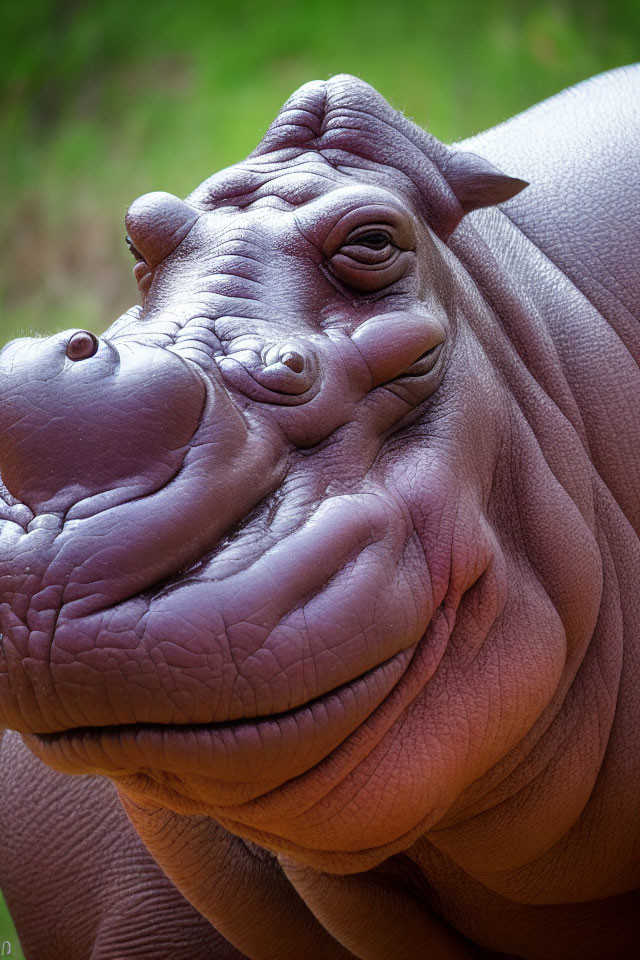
[330,224,411,292]
[350,230,392,250]
[125,235,145,263]
[340,226,395,263]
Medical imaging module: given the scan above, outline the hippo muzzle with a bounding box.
[0,328,206,515]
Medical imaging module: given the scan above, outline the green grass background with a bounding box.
[0,908,22,960]
[0,0,638,952]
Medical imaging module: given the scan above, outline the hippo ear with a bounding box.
[445,151,528,213]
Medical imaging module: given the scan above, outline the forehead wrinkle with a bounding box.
[190,153,348,212]
[219,169,345,211]
[160,216,309,318]
[318,149,432,225]
[205,260,267,288]
[201,151,425,231]
[257,169,345,204]
[185,218,280,267]
[191,200,307,267]
[242,152,340,177]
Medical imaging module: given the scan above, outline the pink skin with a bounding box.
[0,176,589,870]
[2,69,640,960]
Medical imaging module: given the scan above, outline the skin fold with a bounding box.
[0,66,639,958]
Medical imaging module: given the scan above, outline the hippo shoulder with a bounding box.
[458,65,640,340]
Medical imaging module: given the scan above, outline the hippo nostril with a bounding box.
[66,331,99,361]
[280,351,305,374]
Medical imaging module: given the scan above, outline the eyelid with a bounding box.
[335,244,396,266]
[344,227,393,247]
[322,204,414,256]
[126,236,146,262]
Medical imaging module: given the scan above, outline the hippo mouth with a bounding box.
[23,644,418,805]
[0,449,438,785]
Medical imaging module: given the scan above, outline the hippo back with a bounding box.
[460,64,640,349]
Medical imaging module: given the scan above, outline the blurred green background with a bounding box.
[0,0,638,952]
[1,0,639,348]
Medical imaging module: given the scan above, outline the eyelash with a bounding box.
[125,236,145,262]
[348,230,393,250]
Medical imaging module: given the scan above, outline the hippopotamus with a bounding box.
[1,65,639,960]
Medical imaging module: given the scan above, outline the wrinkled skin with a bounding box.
[1,67,639,959]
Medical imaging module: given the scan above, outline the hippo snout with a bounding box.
[0,329,206,515]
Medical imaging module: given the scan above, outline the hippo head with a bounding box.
[0,76,598,874]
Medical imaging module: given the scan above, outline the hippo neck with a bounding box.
[419,208,640,905]
[450,205,640,538]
